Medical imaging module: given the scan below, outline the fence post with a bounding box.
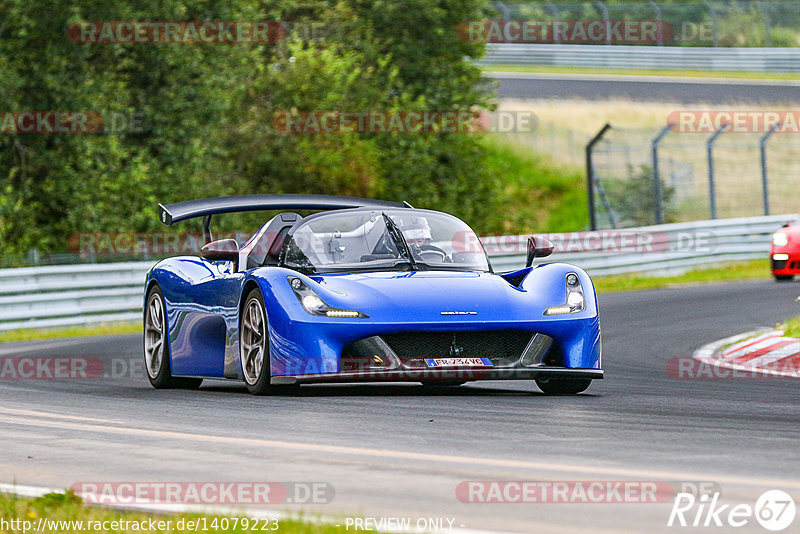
[651,124,674,225]
[586,123,612,231]
[595,1,611,45]
[595,180,618,229]
[545,1,561,43]
[648,0,664,46]
[495,1,510,20]
[706,123,729,220]
[704,0,719,47]
[757,1,772,47]
[760,122,780,216]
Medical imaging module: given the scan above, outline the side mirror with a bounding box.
[526,236,554,268]
[201,239,239,263]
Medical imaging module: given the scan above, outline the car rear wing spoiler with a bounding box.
[159,194,412,242]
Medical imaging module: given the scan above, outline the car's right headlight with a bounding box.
[288,277,368,318]
[773,232,789,247]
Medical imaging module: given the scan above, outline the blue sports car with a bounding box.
[143,195,602,395]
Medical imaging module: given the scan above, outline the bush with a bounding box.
[603,165,675,227]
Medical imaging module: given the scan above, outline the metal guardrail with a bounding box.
[489,214,796,273]
[0,262,153,331]
[480,44,800,73]
[0,215,794,331]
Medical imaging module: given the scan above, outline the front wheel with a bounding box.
[240,288,289,395]
[143,286,202,390]
[535,378,591,395]
[774,274,793,281]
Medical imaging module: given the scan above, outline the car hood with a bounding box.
[777,223,800,235]
[309,270,539,322]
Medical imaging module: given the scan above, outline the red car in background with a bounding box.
[771,220,800,281]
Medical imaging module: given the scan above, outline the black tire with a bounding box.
[774,275,793,281]
[535,378,592,395]
[420,380,467,387]
[240,288,287,395]
[143,285,202,390]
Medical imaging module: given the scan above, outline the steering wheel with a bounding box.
[416,244,451,264]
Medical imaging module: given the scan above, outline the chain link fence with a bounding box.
[512,120,800,230]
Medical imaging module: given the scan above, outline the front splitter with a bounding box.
[272,367,603,385]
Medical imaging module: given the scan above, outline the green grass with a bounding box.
[782,316,800,339]
[593,259,771,293]
[0,321,140,343]
[482,137,588,235]
[0,491,345,534]
[482,64,800,81]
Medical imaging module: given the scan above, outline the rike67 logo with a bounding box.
[668,490,796,531]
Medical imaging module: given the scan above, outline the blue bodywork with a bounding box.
[144,211,602,384]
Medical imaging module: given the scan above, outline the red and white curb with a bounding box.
[692,329,800,379]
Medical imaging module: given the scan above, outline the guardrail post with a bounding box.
[586,123,612,231]
[706,123,729,220]
[651,124,674,225]
[759,122,780,216]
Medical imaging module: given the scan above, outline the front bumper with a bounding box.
[772,253,800,275]
[267,317,602,378]
[272,367,603,385]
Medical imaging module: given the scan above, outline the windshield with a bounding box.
[280,209,490,274]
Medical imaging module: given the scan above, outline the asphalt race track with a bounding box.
[1,280,799,533]
[491,72,800,103]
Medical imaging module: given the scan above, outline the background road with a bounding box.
[491,72,800,103]
[1,280,799,533]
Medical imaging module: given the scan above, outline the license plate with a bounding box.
[424,358,493,368]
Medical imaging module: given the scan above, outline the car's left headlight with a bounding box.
[288,277,368,318]
[544,273,586,316]
[773,232,789,247]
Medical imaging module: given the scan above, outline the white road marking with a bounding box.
[0,338,96,356]
[0,406,798,490]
